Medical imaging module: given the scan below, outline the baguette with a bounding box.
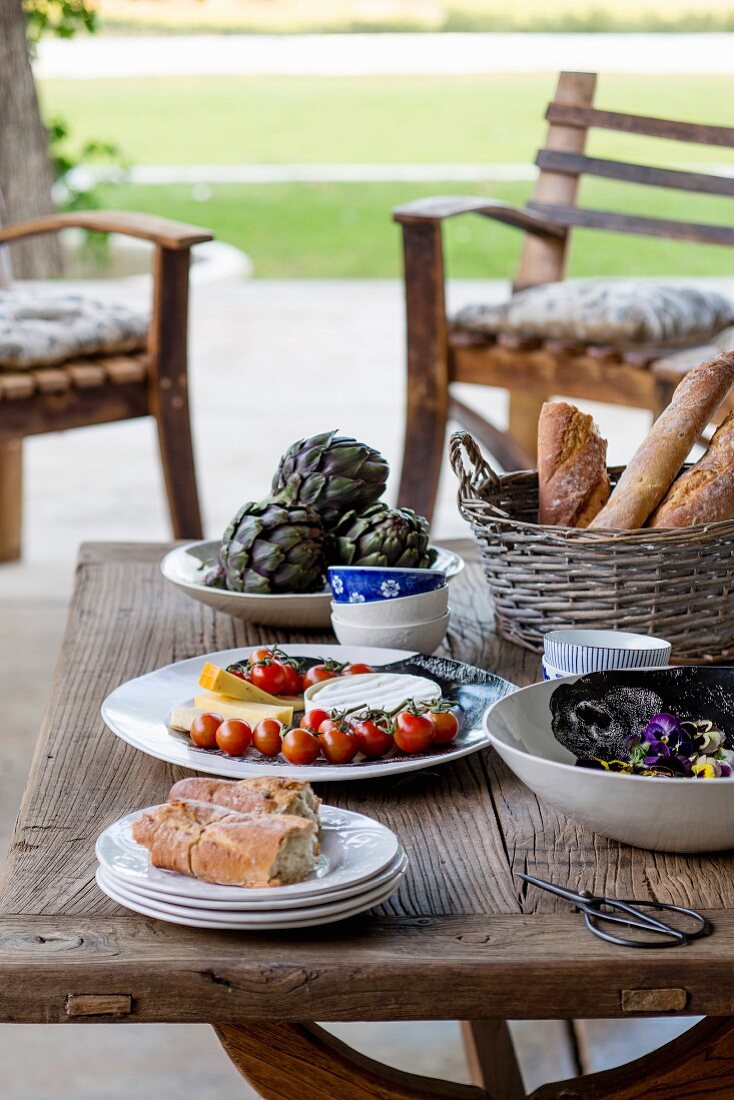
[589,351,734,529]
[648,411,734,528]
[168,776,321,823]
[132,800,318,887]
[537,401,610,527]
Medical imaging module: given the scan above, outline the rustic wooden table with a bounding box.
[2,541,734,1100]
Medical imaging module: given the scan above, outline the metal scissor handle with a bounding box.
[516,872,711,949]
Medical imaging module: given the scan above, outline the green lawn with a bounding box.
[40,74,734,167]
[98,179,734,278]
[43,72,734,278]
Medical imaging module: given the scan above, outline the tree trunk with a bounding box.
[0,0,62,278]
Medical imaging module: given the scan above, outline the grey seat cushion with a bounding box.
[0,289,149,368]
[453,280,734,350]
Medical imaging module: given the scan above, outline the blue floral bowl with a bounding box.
[328,565,447,604]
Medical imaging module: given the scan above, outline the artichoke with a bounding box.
[210,500,326,594]
[329,503,437,568]
[272,429,389,528]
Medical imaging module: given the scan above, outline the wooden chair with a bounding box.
[0,210,213,560]
[394,70,734,520]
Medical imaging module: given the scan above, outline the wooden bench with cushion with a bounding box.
[0,210,213,560]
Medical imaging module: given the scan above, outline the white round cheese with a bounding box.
[304,672,441,716]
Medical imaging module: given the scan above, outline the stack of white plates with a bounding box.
[95,805,406,930]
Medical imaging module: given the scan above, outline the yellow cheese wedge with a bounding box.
[198,662,302,709]
[170,697,293,733]
[194,693,293,725]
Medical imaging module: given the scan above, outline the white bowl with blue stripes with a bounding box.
[543,629,671,676]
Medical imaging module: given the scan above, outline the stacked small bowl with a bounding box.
[542,629,672,680]
[328,565,450,653]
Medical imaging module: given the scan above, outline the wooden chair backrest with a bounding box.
[514,70,734,290]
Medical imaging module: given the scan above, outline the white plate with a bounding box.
[102,852,408,911]
[161,540,464,628]
[101,644,510,782]
[96,868,402,929]
[98,863,406,923]
[96,803,400,901]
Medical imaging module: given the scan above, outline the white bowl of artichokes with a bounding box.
[161,430,464,628]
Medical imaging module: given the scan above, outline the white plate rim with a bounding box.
[96,867,401,929]
[101,851,408,910]
[97,864,406,922]
[101,643,499,782]
[95,802,400,900]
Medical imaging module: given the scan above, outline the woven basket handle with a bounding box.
[449,430,508,520]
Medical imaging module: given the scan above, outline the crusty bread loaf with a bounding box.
[132,800,318,887]
[537,401,610,527]
[648,411,734,528]
[589,351,734,529]
[168,776,321,823]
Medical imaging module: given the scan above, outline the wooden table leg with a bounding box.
[528,1017,734,1100]
[214,1022,491,1100]
[0,438,22,562]
[461,1021,526,1099]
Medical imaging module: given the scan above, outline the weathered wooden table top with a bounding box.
[1,540,733,1026]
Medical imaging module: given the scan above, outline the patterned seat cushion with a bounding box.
[0,289,149,369]
[453,280,734,350]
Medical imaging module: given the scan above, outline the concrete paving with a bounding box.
[1,276,705,1096]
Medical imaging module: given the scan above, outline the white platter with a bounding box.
[96,868,402,930]
[161,539,464,628]
[96,803,400,902]
[101,644,513,782]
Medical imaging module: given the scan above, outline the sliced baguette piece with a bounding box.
[648,411,734,528]
[132,800,318,887]
[537,400,610,527]
[169,776,321,823]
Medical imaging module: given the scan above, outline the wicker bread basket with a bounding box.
[449,430,734,663]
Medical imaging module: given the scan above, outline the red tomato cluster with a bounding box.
[226,648,375,698]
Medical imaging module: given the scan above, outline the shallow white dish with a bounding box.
[331,611,450,654]
[485,673,734,852]
[101,644,512,782]
[103,852,408,911]
[96,867,401,929]
[330,584,449,626]
[96,803,400,901]
[543,629,671,675]
[161,540,464,628]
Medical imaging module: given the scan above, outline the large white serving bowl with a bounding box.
[161,540,464,628]
[485,674,734,853]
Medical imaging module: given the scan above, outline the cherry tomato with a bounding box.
[318,727,359,765]
[250,660,286,695]
[301,707,330,733]
[281,727,320,765]
[344,662,376,676]
[190,712,223,749]
[352,719,393,759]
[279,662,303,697]
[215,719,252,756]
[249,647,274,665]
[228,666,250,681]
[253,718,283,757]
[316,717,341,735]
[303,663,341,688]
[394,711,436,754]
[429,710,460,745]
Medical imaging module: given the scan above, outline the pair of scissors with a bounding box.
[516,872,711,949]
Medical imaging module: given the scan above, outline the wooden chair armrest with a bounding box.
[393,196,564,238]
[0,211,213,251]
